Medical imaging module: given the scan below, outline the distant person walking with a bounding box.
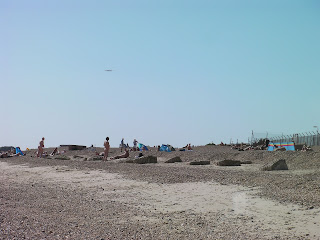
[104,137,110,160]
[37,137,45,158]
[120,138,125,152]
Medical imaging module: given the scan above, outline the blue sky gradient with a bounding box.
[1,0,320,149]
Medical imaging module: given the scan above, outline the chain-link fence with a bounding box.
[269,133,320,146]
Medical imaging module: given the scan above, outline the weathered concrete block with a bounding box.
[133,156,157,164]
[240,161,252,164]
[217,160,241,166]
[87,156,103,161]
[190,161,210,165]
[54,155,71,160]
[261,159,288,171]
[165,156,182,163]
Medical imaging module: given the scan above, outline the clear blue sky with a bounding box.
[1,0,320,149]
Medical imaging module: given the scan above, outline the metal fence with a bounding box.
[268,133,320,146]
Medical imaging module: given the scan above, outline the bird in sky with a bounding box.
[105,69,112,71]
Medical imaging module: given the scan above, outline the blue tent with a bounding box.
[159,144,175,152]
[138,143,148,151]
[159,144,171,152]
[15,147,25,156]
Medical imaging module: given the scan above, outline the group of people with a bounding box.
[1,137,191,161]
[120,138,139,152]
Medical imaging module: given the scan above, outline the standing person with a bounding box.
[120,138,125,152]
[133,139,138,151]
[104,137,110,160]
[37,137,45,158]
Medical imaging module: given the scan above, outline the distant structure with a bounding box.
[60,145,86,151]
[0,146,15,152]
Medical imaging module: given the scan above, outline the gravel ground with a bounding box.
[1,145,320,239]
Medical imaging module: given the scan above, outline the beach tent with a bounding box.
[159,144,175,152]
[268,142,295,151]
[15,147,25,156]
[138,143,148,151]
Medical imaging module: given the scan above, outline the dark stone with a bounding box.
[165,156,182,163]
[261,159,288,171]
[217,160,241,166]
[190,161,210,165]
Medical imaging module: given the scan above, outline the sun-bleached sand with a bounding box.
[1,145,320,239]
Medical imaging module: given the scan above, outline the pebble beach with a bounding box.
[1,145,320,239]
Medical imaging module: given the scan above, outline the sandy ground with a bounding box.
[1,146,320,239]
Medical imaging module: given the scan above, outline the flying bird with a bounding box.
[105,69,113,71]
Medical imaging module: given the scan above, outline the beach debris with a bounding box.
[126,156,157,164]
[190,161,210,165]
[165,156,182,163]
[301,145,313,152]
[54,155,71,160]
[261,159,288,171]
[217,160,241,166]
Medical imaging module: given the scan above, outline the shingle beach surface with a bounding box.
[1,145,320,239]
